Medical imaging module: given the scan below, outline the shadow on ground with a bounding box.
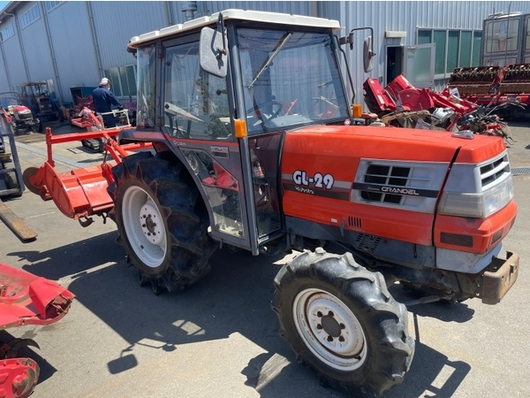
[7,236,473,397]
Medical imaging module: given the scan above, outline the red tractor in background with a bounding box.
[0,92,41,135]
[23,9,520,397]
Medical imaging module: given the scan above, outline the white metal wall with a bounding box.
[319,1,530,103]
[2,1,530,105]
[45,2,98,99]
[0,16,26,89]
[90,2,168,71]
[17,2,55,83]
[197,1,314,16]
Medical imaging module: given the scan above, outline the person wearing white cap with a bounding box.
[92,77,123,127]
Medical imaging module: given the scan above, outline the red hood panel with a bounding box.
[283,125,506,165]
[13,105,31,113]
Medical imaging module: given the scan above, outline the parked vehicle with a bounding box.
[23,9,519,396]
[19,82,63,123]
[0,92,40,135]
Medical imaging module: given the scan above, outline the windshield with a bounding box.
[237,28,349,134]
[0,94,19,108]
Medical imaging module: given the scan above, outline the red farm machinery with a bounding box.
[21,9,520,397]
[0,261,74,398]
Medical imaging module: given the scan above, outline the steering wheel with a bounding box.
[312,95,339,119]
[246,100,285,121]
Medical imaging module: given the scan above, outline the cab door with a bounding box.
[160,34,256,252]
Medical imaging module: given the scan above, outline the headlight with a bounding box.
[438,174,514,218]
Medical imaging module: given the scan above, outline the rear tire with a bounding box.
[273,249,414,396]
[109,152,217,293]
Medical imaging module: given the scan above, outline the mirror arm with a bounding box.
[340,26,375,56]
[217,12,227,57]
[335,35,356,104]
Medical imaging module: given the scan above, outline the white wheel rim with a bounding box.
[293,288,367,371]
[122,185,167,268]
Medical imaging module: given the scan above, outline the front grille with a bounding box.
[353,159,445,213]
[480,153,510,189]
[18,113,33,121]
[360,164,411,205]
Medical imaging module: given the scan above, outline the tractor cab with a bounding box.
[128,10,360,254]
[19,81,62,122]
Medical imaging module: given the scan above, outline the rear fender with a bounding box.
[118,128,166,146]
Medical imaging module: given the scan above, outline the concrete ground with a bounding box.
[0,119,529,398]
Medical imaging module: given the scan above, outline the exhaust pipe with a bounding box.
[181,1,197,21]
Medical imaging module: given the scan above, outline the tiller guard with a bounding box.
[23,126,151,226]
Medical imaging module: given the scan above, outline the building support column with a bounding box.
[4,11,30,84]
[39,3,64,104]
[86,2,104,82]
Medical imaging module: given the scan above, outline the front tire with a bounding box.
[273,249,414,396]
[109,152,217,293]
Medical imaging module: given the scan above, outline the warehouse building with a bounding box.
[1,1,530,108]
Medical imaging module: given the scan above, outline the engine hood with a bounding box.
[280,125,508,247]
[13,104,31,114]
[282,125,506,166]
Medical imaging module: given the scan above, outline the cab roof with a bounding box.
[128,8,341,50]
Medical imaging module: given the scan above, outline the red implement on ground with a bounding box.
[0,261,75,398]
[22,124,151,226]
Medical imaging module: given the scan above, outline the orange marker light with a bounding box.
[352,104,362,118]
[234,119,247,138]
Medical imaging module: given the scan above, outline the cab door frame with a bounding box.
[160,29,259,253]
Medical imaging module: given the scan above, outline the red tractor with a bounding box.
[23,10,519,396]
[0,92,40,135]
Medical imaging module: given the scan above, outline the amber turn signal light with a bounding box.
[352,104,362,118]
[234,119,247,138]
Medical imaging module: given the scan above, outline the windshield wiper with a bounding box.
[248,32,292,88]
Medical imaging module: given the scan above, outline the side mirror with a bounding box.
[199,27,228,78]
[363,36,375,73]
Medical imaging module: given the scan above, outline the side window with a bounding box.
[491,20,520,52]
[137,45,156,129]
[163,41,231,140]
